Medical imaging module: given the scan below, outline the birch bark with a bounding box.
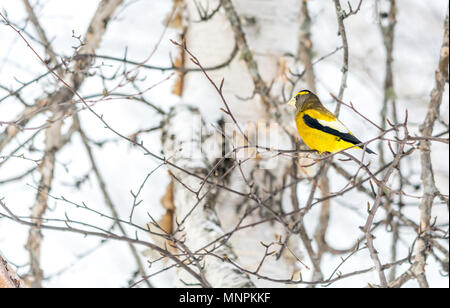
[163,0,304,287]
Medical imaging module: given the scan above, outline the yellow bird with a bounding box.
[288,90,375,154]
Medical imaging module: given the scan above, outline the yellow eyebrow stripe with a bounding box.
[298,91,309,95]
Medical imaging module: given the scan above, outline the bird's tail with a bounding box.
[362,146,376,155]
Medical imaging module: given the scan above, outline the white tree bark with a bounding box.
[162,0,305,287]
[162,105,255,287]
[0,255,24,288]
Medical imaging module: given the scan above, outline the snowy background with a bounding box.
[0,0,448,287]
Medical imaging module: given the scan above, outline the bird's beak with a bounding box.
[287,97,296,108]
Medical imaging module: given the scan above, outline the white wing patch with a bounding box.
[316,118,350,134]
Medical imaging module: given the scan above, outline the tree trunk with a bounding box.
[162,0,304,287]
[0,255,24,288]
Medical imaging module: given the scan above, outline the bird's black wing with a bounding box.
[303,114,375,154]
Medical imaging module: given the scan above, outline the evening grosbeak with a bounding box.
[288,90,375,154]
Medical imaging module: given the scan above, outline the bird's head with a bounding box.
[287,89,316,110]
